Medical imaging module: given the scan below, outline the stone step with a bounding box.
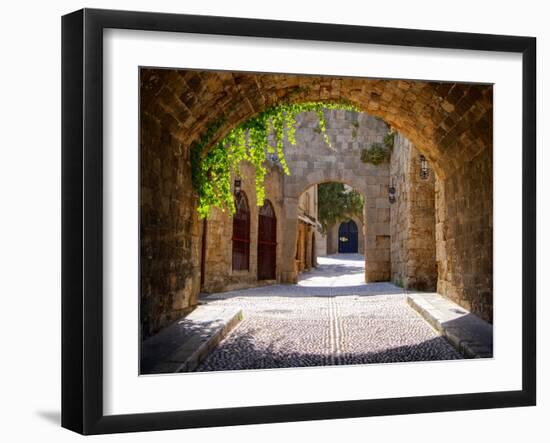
[407,292,493,359]
[140,305,243,374]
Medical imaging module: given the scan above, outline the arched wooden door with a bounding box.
[232,192,250,270]
[257,200,277,280]
[338,220,358,253]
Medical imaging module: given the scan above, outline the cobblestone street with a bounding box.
[196,255,462,371]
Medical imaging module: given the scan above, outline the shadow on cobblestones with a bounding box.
[186,255,465,373]
[141,318,225,374]
[195,331,461,372]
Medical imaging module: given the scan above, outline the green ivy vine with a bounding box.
[383,131,395,150]
[192,101,357,218]
[360,128,395,165]
[317,182,364,234]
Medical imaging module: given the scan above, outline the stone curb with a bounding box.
[407,293,493,359]
[175,308,244,373]
[143,307,243,374]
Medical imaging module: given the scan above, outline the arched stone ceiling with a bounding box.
[141,69,492,179]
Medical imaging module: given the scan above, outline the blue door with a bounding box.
[338,220,358,253]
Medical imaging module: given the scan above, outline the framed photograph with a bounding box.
[62,8,536,435]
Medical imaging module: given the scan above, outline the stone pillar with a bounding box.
[364,170,391,282]
[406,152,436,291]
[316,230,327,257]
[389,134,437,291]
[280,196,299,283]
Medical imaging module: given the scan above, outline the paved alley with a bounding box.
[195,255,462,371]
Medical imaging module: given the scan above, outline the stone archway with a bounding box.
[140,69,493,338]
[141,70,492,179]
[279,110,391,283]
[284,174,385,284]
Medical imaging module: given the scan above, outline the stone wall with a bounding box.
[298,184,317,220]
[316,229,328,257]
[390,133,437,290]
[140,99,202,339]
[436,146,493,322]
[201,162,284,293]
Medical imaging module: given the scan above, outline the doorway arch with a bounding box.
[257,200,277,280]
[338,220,359,253]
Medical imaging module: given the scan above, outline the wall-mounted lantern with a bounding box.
[388,181,396,204]
[419,155,430,180]
[234,178,242,195]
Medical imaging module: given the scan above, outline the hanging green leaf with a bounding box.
[191,101,358,218]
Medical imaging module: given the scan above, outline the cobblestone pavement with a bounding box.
[196,254,462,371]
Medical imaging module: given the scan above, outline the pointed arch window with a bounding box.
[232,192,250,270]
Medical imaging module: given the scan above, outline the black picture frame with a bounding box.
[61,8,536,435]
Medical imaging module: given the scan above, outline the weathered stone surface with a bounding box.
[141,69,492,180]
[435,146,493,322]
[390,133,437,291]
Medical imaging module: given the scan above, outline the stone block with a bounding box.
[375,198,390,209]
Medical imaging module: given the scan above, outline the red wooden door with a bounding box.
[257,200,277,280]
[232,192,250,270]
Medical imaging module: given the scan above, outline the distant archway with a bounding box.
[338,220,359,253]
